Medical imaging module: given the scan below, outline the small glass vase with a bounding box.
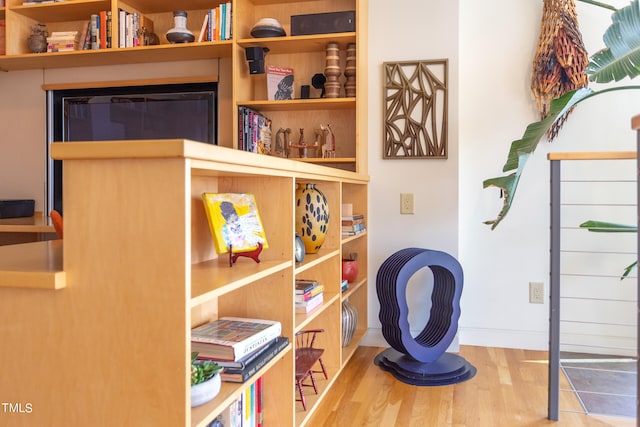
[166,10,195,44]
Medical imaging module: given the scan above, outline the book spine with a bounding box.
[256,376,263,427]
[118,10,126,48]
[90,14,99,50]
[99,10,107,49]
[221,338,288,383]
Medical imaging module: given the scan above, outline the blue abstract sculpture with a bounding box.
[374,248,476,386]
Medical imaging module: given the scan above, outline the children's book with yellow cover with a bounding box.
[202,193,269,254]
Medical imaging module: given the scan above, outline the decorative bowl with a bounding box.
[251,18,286,38]
[191,372,221,407]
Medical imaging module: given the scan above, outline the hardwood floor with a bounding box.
[304,345,635,427]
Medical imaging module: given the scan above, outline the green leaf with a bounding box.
[483,89,593,229]
[579,220,638,232]
[586,0,640,82]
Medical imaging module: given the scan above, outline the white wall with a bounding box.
[363,0,460,346]
[459,0,640,350]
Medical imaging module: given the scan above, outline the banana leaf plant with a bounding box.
[483,0,640,230]
[579,220,638,278]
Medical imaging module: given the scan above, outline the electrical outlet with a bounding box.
[400,193,414,214]
[529,282,544,304]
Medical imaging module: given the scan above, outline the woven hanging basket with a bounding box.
[531,0,589,140]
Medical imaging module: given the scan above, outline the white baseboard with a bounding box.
[458,327,548,351]
[359,327,633,355]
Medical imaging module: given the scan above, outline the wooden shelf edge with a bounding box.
[191,259,291,307]
[0,240,65,290]
[341,277,366,300]
[238,98,355,112]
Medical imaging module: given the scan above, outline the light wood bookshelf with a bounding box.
[0,139,368,426]
[0,0,368,173]
[0,0,367,425]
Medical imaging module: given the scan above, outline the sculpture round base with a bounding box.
[374,348,476,386]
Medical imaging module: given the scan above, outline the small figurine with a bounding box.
[321,124,336,158]
[288,128,318,158]
[274,128,291,158]
[27,22,48,53]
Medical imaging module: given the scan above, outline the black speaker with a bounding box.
[245,47,268,74]
[291,11,355,36]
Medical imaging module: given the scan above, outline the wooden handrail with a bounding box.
[547,151,636,161]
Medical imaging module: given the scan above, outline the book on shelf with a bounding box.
[295,292,323,314]
[266,65,294,101]
[191,317,281,362]
[219,336,289,383]
[238,106,272,154]
[202,192,268,255]
[295,279,319,295]
[197,335,284,369]
[217,376,262,427]
[295,283,324,303]
[342,203,354,217]
[341,222,366,233]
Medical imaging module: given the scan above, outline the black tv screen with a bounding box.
[47,82,218,214]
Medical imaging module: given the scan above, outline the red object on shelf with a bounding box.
[341,259,358,283]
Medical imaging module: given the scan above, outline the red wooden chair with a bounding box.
[295,329,328,410]
[50,210,63,239]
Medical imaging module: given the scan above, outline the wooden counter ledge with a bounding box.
[0,240,65,290]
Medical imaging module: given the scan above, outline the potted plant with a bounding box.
[190,352,222,407]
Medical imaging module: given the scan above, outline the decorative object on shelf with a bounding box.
[344,43,357,97]
[312,73,327,98]
[301,85,310,99]
[294,233,305,263]
[383,59,448,159]
[202,193,268,265]
[288,128,318,158]
[166,10,195,43]
[295,183,329,254]
[250,17,286,38]
[191,353,222,407]
[266,65,294,100]
[341,299,358,347]
[374,248,476,386]
[321,124,336,158]
[341,258,358,283]
[27,22,48,53]
[274,127,291,158]
[324,42,341,98]
[295,329,328,410]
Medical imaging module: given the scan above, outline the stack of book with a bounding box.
[238,106,272,155]
[46,31,81,52]
[295,279,324,314]
[341,203,366,236]
[191,317,288,384]
[341,213,366,236]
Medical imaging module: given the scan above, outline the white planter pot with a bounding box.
[191,373,221,407]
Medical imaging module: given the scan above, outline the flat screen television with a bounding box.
[47,82,218,214]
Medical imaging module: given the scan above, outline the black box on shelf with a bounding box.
[290,11,355,36]
[0,199,35,218]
